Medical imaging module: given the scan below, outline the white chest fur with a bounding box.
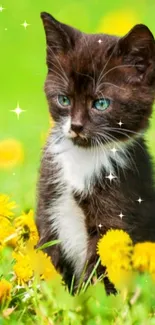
[48,137,127,277]
[51,138,127,193]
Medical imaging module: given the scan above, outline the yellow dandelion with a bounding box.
[97,229,133,270]
[13,252,33,284]
[14,210,39,245]
[132,242,155,275]
[13,242,60,284]
[0,139,24,169]
[107,265,132,290]
[0,194,16,218]
[0,279,12,302]
[97,9,139,36]
[0,216,17,248]
[27,242,60,281]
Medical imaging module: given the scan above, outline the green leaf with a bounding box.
[37,239,61,250]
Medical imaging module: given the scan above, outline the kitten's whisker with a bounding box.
[74,71,95,84]
[47,45,69,84]
[96,81,126,92]
[47,67,68,87]
[103,127,143,137]
[45,85,68,94]
[95,90,106,100]
[94,130,139,176]
[45,78,68,94]
[103,127,145,153]
[47,62,68,85]
[98,131,139,175]
[97,64,141,86]
[45,82,67,90]
[96,40,119,90]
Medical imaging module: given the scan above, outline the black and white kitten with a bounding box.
[36,12,155,292]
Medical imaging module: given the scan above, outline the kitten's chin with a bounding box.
[71,136,91,148]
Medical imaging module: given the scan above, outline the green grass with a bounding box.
[1,246,155,325]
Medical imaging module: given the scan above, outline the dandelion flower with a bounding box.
[13,243,60,284]
[0,138,24,169]
[97,229,133,270]
[107,265,132,290]
[0,194,16,218]
[27,243,60,281]
[13,252,33,284]
[0,279,12,302]
[14,210,39,245]
[97,9,138,36]
[132,242,155,275]
[0,216,17,248]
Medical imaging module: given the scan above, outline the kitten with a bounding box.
[36,12,155,293]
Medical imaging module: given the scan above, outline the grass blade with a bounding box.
[37,239,61,250]
[82,258,100,292]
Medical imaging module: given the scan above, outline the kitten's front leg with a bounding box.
[35,152,64,272]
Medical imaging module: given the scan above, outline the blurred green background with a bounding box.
[0,0,155,211]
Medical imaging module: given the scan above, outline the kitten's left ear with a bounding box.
[41,12,80,53]
[117,24,155,83]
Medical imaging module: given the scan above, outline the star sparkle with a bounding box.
[110,147,118,155]
[21,21,30,29]
[117,120,123,127]
[0,5,5,12]
[98,39,102,44]
[10,103,25,119]
[137,197,143,204]
[98,224,103,229]
[119,212,124,219]
[105,172,117,183]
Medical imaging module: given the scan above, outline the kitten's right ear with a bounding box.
[41,12,79,53]
[116,24,155,83]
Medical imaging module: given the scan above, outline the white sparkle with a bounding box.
[21,21,30,29]
[0,5,5,12]
[10,103,25,119]
[98,39,102,44]
[105,172,117,183]
[98,224,103,229]
[110,147,118,155]
[119,212,124,219]
[118,120,123,127]
[137,197,143,204]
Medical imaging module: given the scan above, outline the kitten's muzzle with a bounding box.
[71,122,83,135]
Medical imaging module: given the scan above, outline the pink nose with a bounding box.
[71,122,83,134]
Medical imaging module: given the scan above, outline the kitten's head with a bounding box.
[41,12,155,147]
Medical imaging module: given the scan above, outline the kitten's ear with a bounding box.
[117,24,155,82]
[41,12,80,53]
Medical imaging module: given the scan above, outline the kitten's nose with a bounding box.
[71,122,83,134]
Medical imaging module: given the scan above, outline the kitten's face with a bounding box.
[41,12,155,147]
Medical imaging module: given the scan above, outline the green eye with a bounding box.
[58,95,71,107]
[93,98,111,111]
